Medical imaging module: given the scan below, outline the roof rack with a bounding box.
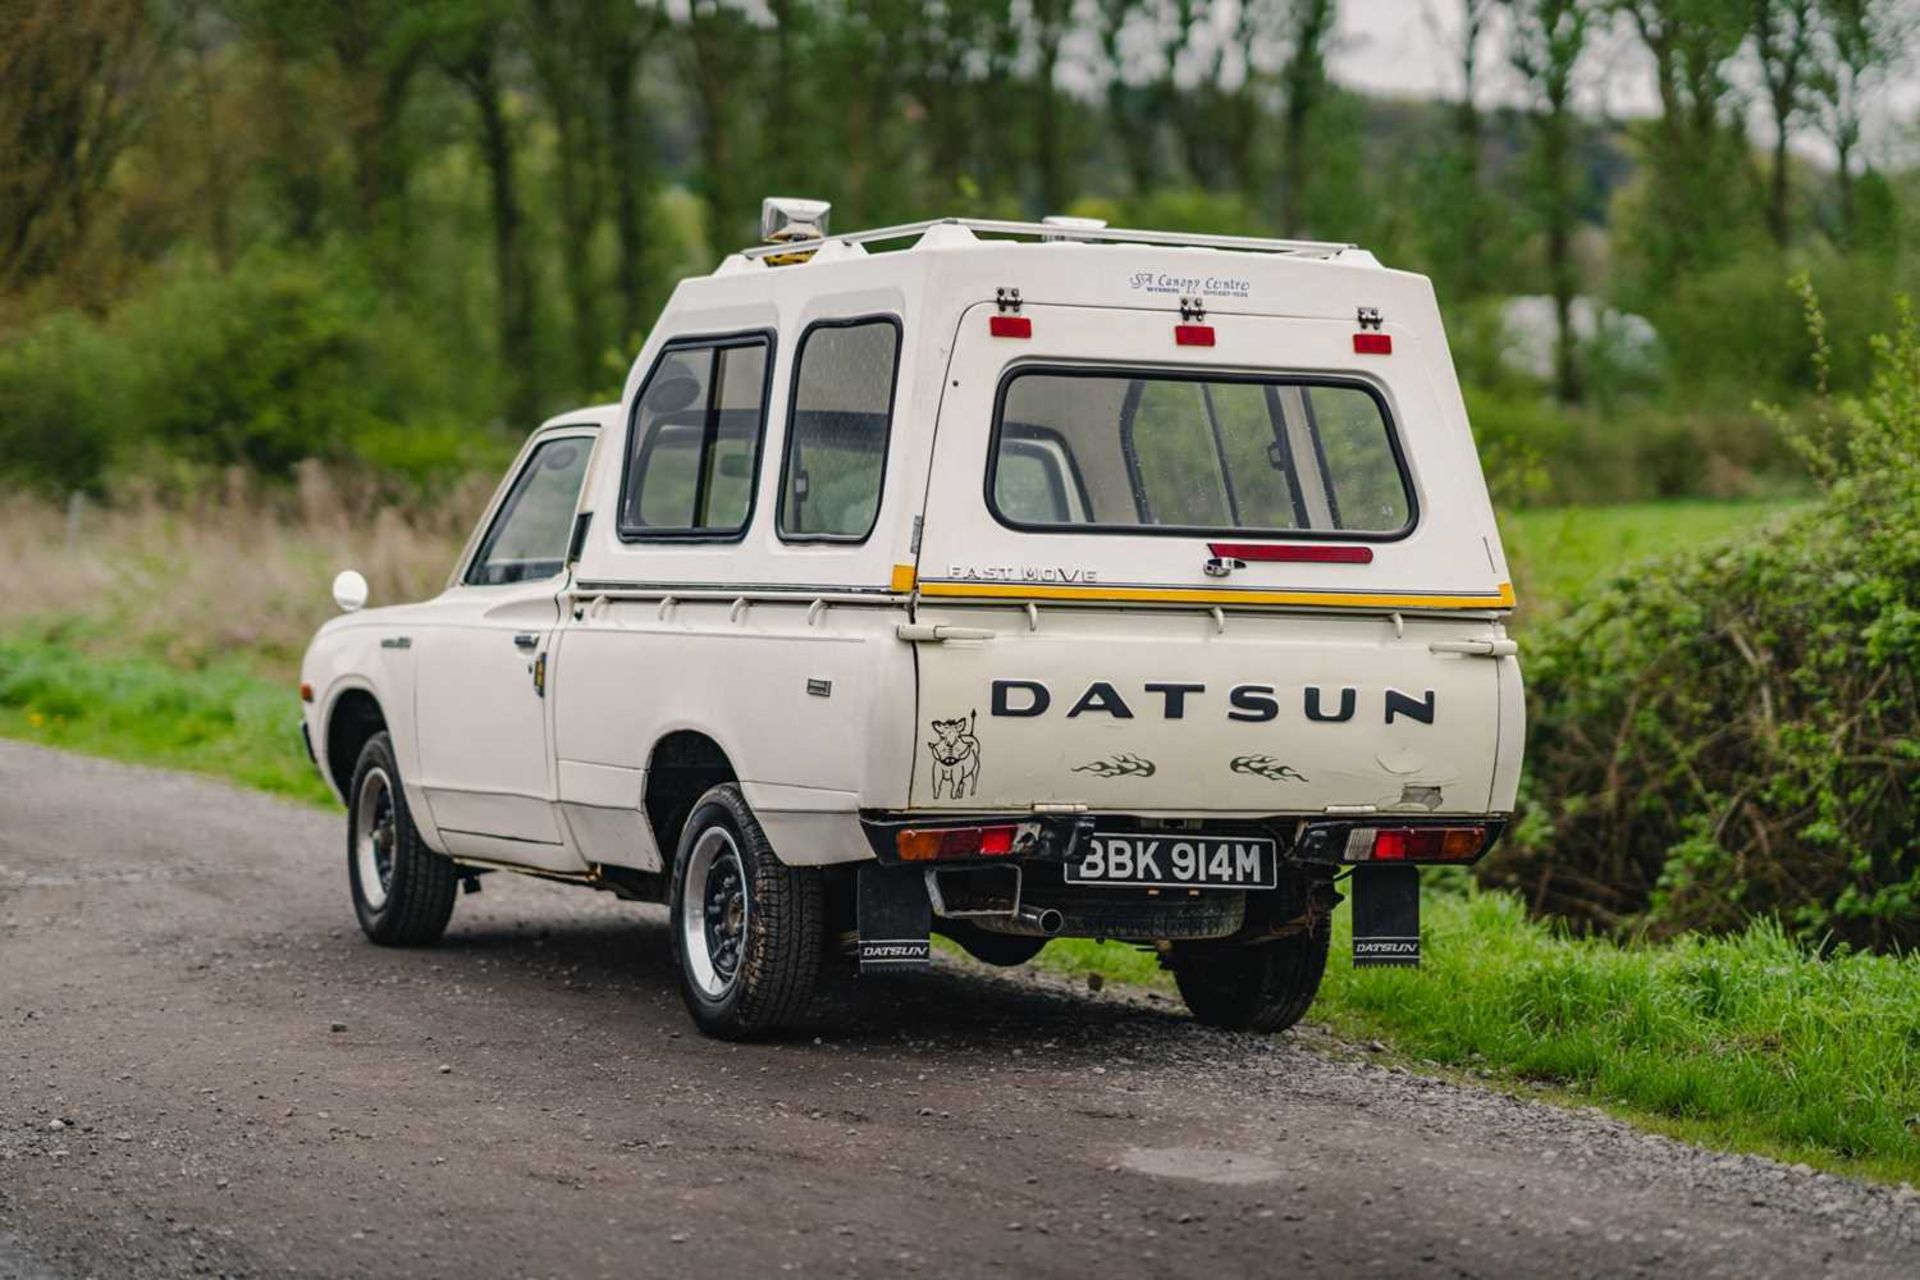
[735,216,1355,262]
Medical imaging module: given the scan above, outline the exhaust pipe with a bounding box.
[1014,904,1064,936]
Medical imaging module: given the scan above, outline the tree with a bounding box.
[1505,0,1596,404]
[598,0,661,345]
[1611,0,1753,277]
[1096,0,1159,196]
[1423,0,1499,298]
[1750,0,1818,248]
[1814,0,1902,246]
[317,1,433,244]
[677,0,760,246]
[0,0,155,290]
[439,9,536,423]
[1277,0,1336,237]
[1030,0,1074,213]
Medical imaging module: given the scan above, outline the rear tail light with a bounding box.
[989,315,1032,339]
[897,824,1022,862]
[1344,825,1486,863]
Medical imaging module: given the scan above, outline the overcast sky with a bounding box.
[1333,1,1919,164]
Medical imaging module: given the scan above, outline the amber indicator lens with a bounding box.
[897,824,1020,861]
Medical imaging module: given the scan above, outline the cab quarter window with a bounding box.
[779,319,900,540]
[992,371,1412,537]
[466,437,593,586]
[622,337,771,537]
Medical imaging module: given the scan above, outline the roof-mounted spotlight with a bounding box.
[762,197,831,244]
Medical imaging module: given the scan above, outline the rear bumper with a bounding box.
[858,811,1507,868]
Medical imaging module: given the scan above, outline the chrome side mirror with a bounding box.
[332,570,369,613]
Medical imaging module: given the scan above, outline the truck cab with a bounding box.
[300,202,1523,1039]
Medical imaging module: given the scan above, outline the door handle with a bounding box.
[513,633,540,650]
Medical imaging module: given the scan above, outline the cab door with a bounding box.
[906,302,1518,816]
[411,429,597,870]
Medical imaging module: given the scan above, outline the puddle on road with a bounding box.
[1119,1145,1287,1185]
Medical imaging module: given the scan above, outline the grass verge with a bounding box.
[1042,890,1920,1186]
[0,630,330,805]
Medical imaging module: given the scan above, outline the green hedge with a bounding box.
[1491,297,1919,949]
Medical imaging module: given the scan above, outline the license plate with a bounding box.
[1065,834,1278,889]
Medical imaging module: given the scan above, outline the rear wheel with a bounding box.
[1169,917,1331,1034]
[669,784,824,1039]
[347,732,458,946]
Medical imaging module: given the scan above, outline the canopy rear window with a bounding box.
[989,369,1414,538]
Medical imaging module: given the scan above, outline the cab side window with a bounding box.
[778,318,900,541]
[465,436,593,586]
[621,335,772,538]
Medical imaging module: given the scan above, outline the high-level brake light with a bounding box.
[1174,324,1216,347]
[1209,542,1374,565]
[989,315,1032,339]
[1353,332,1392,355]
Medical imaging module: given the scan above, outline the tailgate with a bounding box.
[908,606,1506,815]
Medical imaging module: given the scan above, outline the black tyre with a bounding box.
[668,784,824,1039]
[347,731,458,946]
[1169,919,1331,1033]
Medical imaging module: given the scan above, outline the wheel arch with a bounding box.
[324,686,389,801]
[643,729,740,862]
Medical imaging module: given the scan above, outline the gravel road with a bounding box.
[2,739,1915,1279]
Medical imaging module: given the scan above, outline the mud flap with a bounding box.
[1351,863,1420,967]
[857,863,931,975]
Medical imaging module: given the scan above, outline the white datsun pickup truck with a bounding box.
[300,200,1524,1039]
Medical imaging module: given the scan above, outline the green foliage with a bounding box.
[0,310,131,494]
[0,249,492,494]
[1492,296,1919,949]
[1464,385,1803,504]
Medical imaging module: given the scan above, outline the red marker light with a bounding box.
[1353,332,1392,355]
[1174,324,1216,347]
[299,682,314,703]
[977,826,1016,856]
[989,315,1032,339]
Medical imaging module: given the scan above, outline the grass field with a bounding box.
[7,495,1913,1185]
[1501,498,1805,625]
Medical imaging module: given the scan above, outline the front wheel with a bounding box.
[347,732,458,946]
[668,784,824,1039]
[1169,920,1331,1033]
